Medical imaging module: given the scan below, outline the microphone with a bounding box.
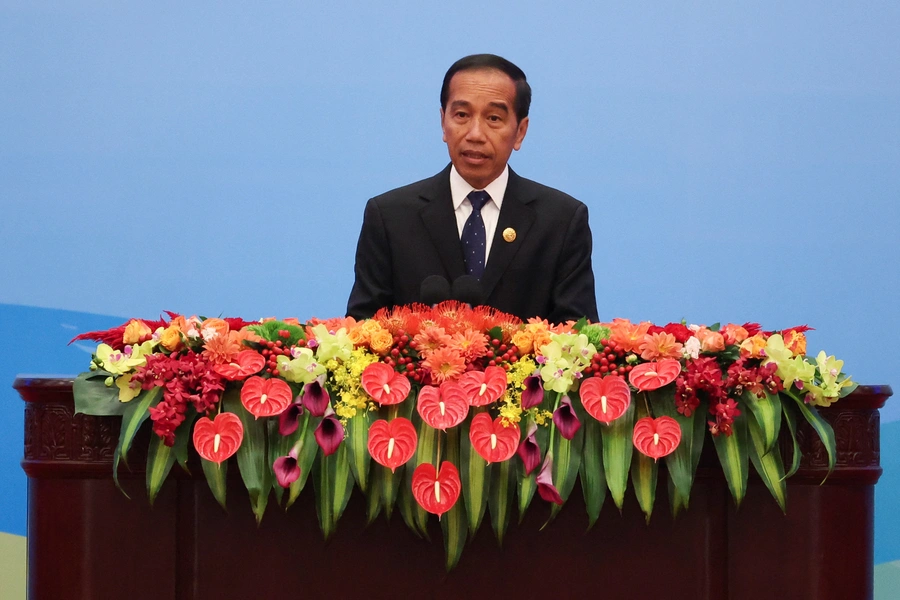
[420,275,451,306]
[451,275,484,307]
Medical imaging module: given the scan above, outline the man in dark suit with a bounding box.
[347,54,598,324]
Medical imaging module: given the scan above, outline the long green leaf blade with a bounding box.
[781,401,802,479]
[712,412,749,507]
[747,413,787,512]
[579,418,606,529]
[345,410,372,493]
[488,458,514,545]
[73,372,126,416]
[201,458,228,509]
[222,388,270,523]
[113,387,161,494]
[649,389,704,502]
[601,399,635,510]
[460,416,491,536]
[788,392,836,477]
[441,427,467,571]
[630,400,657,523]
[742,390,782,455]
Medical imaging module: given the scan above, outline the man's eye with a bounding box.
[488,115,501,122]
[455,111,467,118]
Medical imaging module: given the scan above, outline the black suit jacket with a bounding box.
[347,165,599,323]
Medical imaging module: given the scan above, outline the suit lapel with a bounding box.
[419,165,467,281]
[481,168,536,300]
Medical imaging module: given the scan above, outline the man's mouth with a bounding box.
[461,150,489,161]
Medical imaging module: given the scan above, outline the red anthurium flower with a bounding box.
[417,382,469,430]
[580,375,631,424]
[367,417,417,472]
[536,453,564,505]
[632,416,682,461]
[412,461,461,517]
[521,374,544,409]
[192,412,243,464]
[361,362,411,405]
[273,447,301,488]
[241,376,293,418]
[315,407,345,457]
[469,412,520,464]
[516,421,541,475]
[301,377,330,417]
[459,366,507,406]
[552,395,581,440]
[278,400,304,435]
[212,349,265,381]
[628,359,682,392]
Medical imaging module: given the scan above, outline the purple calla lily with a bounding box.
[278,401,304,435]
[314,406,344,456]
[273,448,301,488]
[302,376,330,417]
[516,421,541,475]
[552,395,581,440]
[521,374,544,409]
[536,453,564,505]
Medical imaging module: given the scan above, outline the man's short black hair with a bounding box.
[440,54,532,122]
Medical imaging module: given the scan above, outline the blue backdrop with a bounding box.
[1,0,897,567]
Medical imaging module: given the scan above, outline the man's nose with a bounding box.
[465,117,487,142]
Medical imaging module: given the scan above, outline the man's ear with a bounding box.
[513,116,529,151]
[440,107,447,143]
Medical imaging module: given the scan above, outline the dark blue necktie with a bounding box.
[461,190,491,280]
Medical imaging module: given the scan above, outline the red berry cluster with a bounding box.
[482,338,519,370]
[584,339,633,377]
[382,331,420,379]
[260,334,306,377]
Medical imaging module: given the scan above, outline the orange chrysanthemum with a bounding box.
[449,329,489,363]
[549,320,577,335]
[608,319,651,353]
[422,347,467,384]
[638,332,684,361]
[414,325,453,357]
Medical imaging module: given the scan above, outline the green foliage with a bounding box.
[248,320,306,345]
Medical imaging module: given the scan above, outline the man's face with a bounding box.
[441,68,529,190]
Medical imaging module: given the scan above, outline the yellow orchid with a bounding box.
[762,334,793,367]
[95,342,153,375]
[115,374,142,402]
[777,355,817,388]
[310,324,353,363]
[277,348,326,384]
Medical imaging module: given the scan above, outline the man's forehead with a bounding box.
[446,68,517,100]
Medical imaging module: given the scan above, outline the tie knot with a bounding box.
[467,190,491,212]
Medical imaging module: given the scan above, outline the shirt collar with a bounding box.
[449,165,509,211]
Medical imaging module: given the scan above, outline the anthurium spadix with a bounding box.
[367,417,417,472]
[469,413,520,464]
[580,375,631,423]
[361,362,411,405]
[301,376,330,417]
[632,416,682,461]
[192,412,243,464]
[412,461,461,517]
[315,406,345,457]
[417,383,469,430]
[240,376,293,418]
[552,395,581,440]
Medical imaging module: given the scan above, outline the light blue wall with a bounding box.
[1,0,897,559]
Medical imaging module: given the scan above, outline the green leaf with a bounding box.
[742,390,782,455]
[546,400,584,524]
[344,410,373,494]
[712,412,750,507]
[781,401,802,479]
[839,380,859,398]
[746,413,787,512]
[312,444,354,540]
[331,443,355,524]
[630,400,658,523]
[247,320,306,345]
[601,398,635,510]
[488,458,515,545]
[460,415,491,536]
[441,427,467,572]
[787,391,836,478]
[408,410,439,536]
[667,475,689,519]
[113,387,162,494]
[146,408,195,505]
[201,458,228,509]
[73,372,127,416]
[579,418,606,530]
[366,466,384,524]
[222,388,271,524]
[649,390,705,504]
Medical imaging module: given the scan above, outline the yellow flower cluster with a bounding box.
[498,357,538,426]
[327,349,381,423]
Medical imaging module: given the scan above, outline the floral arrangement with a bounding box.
[72,304,855,569]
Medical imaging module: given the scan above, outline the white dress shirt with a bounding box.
[449,165,509,263]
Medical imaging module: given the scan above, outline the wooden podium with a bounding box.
[16,377,891,600]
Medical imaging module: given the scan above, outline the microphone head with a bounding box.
[451,275,484,307]
[420,275,451,306]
